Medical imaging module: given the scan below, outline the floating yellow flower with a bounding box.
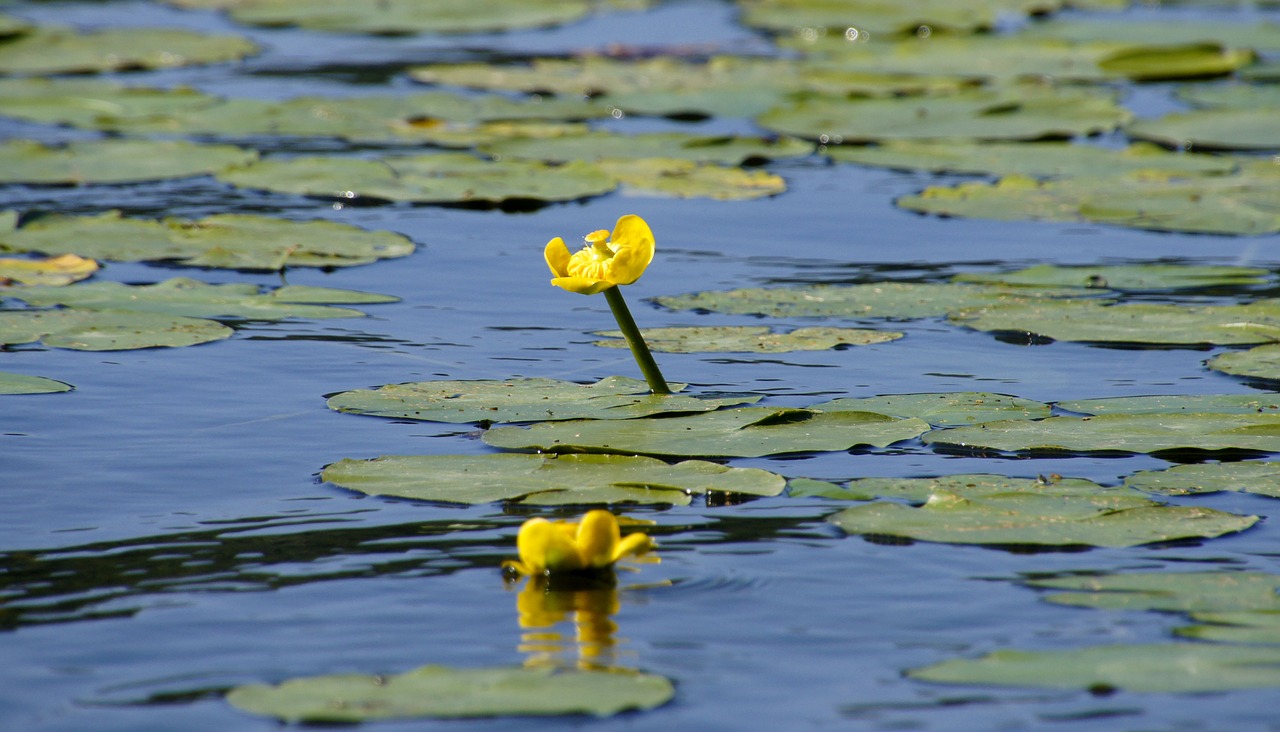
[504,510,655,577]
[544,214,655,296]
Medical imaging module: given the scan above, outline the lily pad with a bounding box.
[741,0,1064,36]
[1059,394,1280,416]
[0,371,72,394]
[0,211,415,270]
[759,86,1130,142]
[6,278,391,321]
[1208,344,1280,382]
[1129,107,1280,151]
[0,254,98,286]
[1179,610,1280,645]
[482,131,811,165]
[0,24,257,75]
[900,163,1280,235]
[953,263,1268,290]
[1028,571,1280,613]
[793,473,1138,502]
[1027,18,1280,51]
[598,158,787,200]
[657,282,1089,320]
[1177,84,1280,110]
[829,488,1254,547]
[0,77,220,129]
[218,153,616,204]
[0,309,232,350]
[321,453,785,505]
[592,326,902,353]
[811,392,1051,426]
[483,407,932,458]
[922,412,1280,454]
[830,141,1236,178]
[0,139,257,185]
[326,376,759,424]
[186,0,598,35]
[226,664,674,722]
[909,643,1280,693]
[951,298,1280,345]
[1123,461,1280,498]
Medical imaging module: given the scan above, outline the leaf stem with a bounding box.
[603,286,671,395]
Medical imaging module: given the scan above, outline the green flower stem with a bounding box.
[603,285,671,395]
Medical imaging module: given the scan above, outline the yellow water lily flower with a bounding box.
[544,214,655,295]
[504,510,654,577]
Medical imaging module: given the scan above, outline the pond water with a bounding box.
[3,1,1280,730]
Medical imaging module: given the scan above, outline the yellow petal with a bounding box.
[613,531,654,563]
[544,237,573,278]
[606,214,654,286]
[575,510,621,568]
[550,276,615,296]
[517,517,585,574]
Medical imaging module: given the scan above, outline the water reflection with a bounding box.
[513,576,627,671]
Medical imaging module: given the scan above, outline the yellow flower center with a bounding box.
[565,230,617,281]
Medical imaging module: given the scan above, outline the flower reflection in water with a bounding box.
[515,576,626,670]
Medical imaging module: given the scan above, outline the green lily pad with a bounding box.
[793,473,1138,502]
[0,13,34,38]
[0,371,72,394]
[1209,344,1280,382]
[186,0,598,35]
[218,153,616,204]
[953,263,1268,290]
[389,119,591,148]
[812,392,1051,426]
[1129,107,1280,151]
[759,86,1130,142]
[1124,461,1280,498]
[483,407,932,458]
[1179,610,1280,644]
[6,278,391,321]
[0,77,221,129]
[482,131,812,165]
[0,309,232,350]
[951,298,1280,345]
[1028,571,1280,613]
[226,664,674,722]
[0,24,256,75]
[657,282,1089,320]
[922,412,1280,454]
[1177,84,1280,110]
[597,158,787,200]
[900,162,1280,235]
[322,453,785,505]
[830,141,1236,178]
[0,211,415,270]
[909,643,1280,692]
[741,0,1064,36]
[1027,18,1280,51]
[592,326,902,353]
[1096,43,1254,81]
[0,139,257,185]
[1059,394,1280,416]
[326,376,759,424]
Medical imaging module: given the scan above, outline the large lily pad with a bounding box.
[1028,571,1280,613]
[1027,18,1280,51]
[951,298,1280,345]
[0,371,72,394]
[218,153,616,204]
[592,326,902,353]
[182,0,598,35]
[657,282,1089,320]
[0,309,232,350]
[321,453,785,505]
[0,77,220,129]
[6,278,392,321]
[922,412,1280,454]
[1129,108,1280,151]
[326,376,759,424]
[482,131,811,165]
[483,407,931,458]
[811,392,1051,426]
[1059,394,1280,416]
[226,665,674,722]
[1124,461,1280,498]
[830,141,1236,178]
[0,24,256,75]
[909,644,1280,693]
[1178,84,1280,110]
[759,86,1130,142]
[900,163,1280,235]
[0,139,257,185]
[1208,344,1280,382]
[0,254,98,286]
[0,211,415,270]
[1179,610,1280,645]
[953,263,1269,290]
[741,0,1063,36]
[793,473,1140,502]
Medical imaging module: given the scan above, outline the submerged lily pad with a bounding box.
[811,392,1051,426]
[326,376,759,424]
[483,407,931,458]
[0,371,72,394]
[657,282,1088,320]
[1124,461,1280,498]
[7,278,391,321]
[1208,344,1280,382]
[598,158,787,200]
[592,326,901,353]
[830,141,1236,178]
[953,263,1268,290]
[322,453,785,505]
[218,153,616,204]
[0,309,232,350]
[0,139,257,185]
[1129,108,1280,151]
[0,211,415,270]
[0,24,256,75]
[0,254,98,286]
[226,664,674,722]
[1059,393,1280,416]
[1028,571,1280,613]
[186,0,598,35]
[482,131,811,165]
[922,412,1280,454]
[951,298,1280,345]
[909,643,1280,693]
